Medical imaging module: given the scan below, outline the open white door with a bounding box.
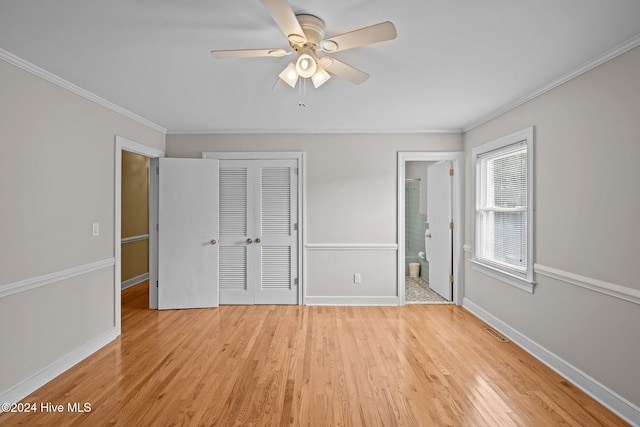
[158,158,219,309]
[427,161,453,301]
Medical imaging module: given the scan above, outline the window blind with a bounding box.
[476,141,527,273]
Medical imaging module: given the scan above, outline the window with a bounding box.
[471,127,534,292]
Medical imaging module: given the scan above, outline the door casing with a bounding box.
[114,137,164,329]
[397,152,464,306]
[203,152,305,305]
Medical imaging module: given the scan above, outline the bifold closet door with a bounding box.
[254,159,298,304]
[218,159,298,305]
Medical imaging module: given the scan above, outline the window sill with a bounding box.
[468,259,535,293]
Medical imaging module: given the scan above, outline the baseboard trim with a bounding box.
[0,258,115,298]
[0,327,119,409]
[462,298,640,426]
[121,273,149,290]
[304,296,399,306]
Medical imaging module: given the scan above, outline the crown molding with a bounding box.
[463,33,640,133]
[0,49,167,135]
[166,128,463,135]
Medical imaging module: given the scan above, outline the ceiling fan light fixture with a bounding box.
[279,63,299,88]
[295,53,317,78]
[311,67,331,88]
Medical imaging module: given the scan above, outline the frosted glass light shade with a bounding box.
[279,63,299,88]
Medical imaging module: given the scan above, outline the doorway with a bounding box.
[397,152,464,306]
[114,136,164,333]
[404,161,450,304]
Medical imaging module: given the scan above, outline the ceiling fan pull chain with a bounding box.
[298,77,307,107]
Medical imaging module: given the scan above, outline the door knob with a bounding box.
[210,239,217,245]
[426,233,432,239]
[246,238,253,244]
[255,238,261,243]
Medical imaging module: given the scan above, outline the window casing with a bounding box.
[471,127,534,292]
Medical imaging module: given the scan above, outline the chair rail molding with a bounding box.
[0,258,115,299]
[534,264,640,306]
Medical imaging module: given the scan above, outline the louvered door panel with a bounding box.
[219,167,247,237]
[219,247,247,290]
[261,167,291,236]
[261,247,291,290]
[218,162,254,304]
[255,160,298,304]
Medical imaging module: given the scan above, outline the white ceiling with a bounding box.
[2,0,640,133]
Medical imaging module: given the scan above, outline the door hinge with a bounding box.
[293,223,298,231]
[294,278,298,287]
[156,224,159,231]
[449,221,454,230]
[156,281,159,288]
[449,275,454,283]
[156,166,159,175]
[449,168,454,176]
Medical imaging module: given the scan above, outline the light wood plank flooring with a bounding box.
[0,281,628,426]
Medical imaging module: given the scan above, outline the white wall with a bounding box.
[166,133,462,303]
[463,46,640,411]
[0,59,165,398]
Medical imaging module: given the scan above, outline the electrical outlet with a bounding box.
[92,223,100,237]
[354,273,361,284]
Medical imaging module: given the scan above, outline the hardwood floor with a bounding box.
[0,281,628,426]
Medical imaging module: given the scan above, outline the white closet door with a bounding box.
[218,161,255,304]
[427,161,453,301]
[254,159,298,304]
[158,158,219,309]
[218,159,298,305]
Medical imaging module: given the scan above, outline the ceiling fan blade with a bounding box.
[320,57,369,85]
[320,21,397,53]
[210,48,288,58]
[260,0,307,44]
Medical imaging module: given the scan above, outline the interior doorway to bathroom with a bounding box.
[405,161,453,303]
[397,152,464,306]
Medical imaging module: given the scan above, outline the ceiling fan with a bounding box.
[210,0,397,89]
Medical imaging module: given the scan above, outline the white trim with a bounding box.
[171,129,463,135]
[463,244,472,253]
[535,264,640,306]
[463,34,640,132]
[203,151,303,160]
[0,49,167,134]
[121,273,149,290]
[469,259,535,294]
[397,152,465,307]
[462,299,640,426]
[0,327,119,408]
[471,127,535,292]
[0,258,114,299]
[115,137,165,328]
[202,151,306,305]
[304,296,399,306]
[121,234,149,244]
[305,243,398,251]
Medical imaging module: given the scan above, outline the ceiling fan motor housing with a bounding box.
[296,14,325,47]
